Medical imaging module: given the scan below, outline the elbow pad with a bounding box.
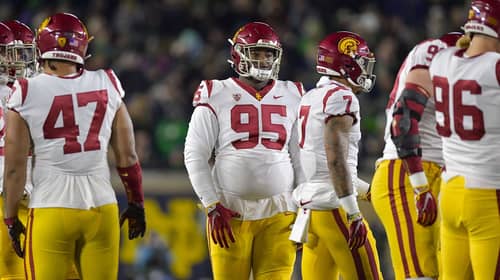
[390,83,429,159]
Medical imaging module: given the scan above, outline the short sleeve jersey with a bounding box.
[429,47,500,189]
[381,38,449,165]
[8,69,125,208]
[298,78,361,184]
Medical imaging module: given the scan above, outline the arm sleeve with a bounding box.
[289,119,305,187]
[184,105,219,208]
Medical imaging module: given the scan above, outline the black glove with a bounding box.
[4,216,25,258]
[120,203,146,240]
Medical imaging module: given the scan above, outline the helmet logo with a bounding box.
[37,17,51,35]
[468,9,476,19]
[232,26,245,43]
[57,37,67,47]
[338,37,359,56]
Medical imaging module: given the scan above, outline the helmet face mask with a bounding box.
[228,22,282,81]
[233,44,281,81]
[4,20,37,79]
[0,22,14,84]
[7,43,36,78]
[316,31,376,93]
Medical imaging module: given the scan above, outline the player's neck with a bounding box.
[43,60,79,76]
[238,76,270,91]
[466,35,500,56]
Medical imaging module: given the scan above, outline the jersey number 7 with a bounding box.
[43,90,108,154]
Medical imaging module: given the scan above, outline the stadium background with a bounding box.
[4,0,468,279]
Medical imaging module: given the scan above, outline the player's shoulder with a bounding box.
[406,39,448,69]
[275,80,305,98]
[8,78,29,108]
[430,47,459,67]
[323,81,358,104]
[319,80,353,96]
[91,68,125,98]
[436,46,458,56]
[191,78,228,106]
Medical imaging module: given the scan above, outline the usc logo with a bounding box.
[37,16,51,35]
[338,37,359,56]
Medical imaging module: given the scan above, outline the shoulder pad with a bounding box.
[192,80,224,107]
[104,69,125,98]
[323,86,359,116]
[412,39,449,70]
[280,80,305,98]
[7,79,26,110]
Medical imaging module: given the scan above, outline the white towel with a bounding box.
[289,208,311,243]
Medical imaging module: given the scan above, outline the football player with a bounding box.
[428,0,500,278]
[371,31,461,279]
[184,22,304,279]
[2,13,146,280]
[0,19,82,280]
[0,21,30,280]
[289,31,382,279]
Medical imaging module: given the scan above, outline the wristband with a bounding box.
[117,162,144,206]
[3,217,16,227]
[409,171,428,190]
[338,194,360,215]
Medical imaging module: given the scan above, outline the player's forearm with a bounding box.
[288,123,305,186]
[184,153,219,208]
[327,157,354,198]
[3,167,27,218]
[324,117,354,197]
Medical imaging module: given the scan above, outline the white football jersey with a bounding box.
[429,47,500,189]
[381,39,448,165]
[184,78,304,220]
[8,69,125,208]
[292,77,360,210]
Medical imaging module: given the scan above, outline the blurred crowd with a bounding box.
[4,0,468,173]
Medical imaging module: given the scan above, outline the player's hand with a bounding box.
[3,217,25,258]
[207,203,240,248]
[120,203,146,240]
[358,185,371,202]
[415,186,437,226]
[347,212,367,250]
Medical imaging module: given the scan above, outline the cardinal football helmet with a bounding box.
[36,13,90,64]
[228,22,282,81]
[4,20,36,79]
[463,0,500,38]
[316,31,376,93]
